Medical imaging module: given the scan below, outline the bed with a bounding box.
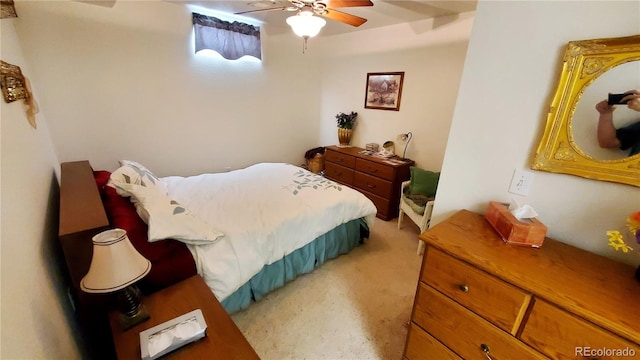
[59,160,377,320]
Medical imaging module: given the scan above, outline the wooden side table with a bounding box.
[109,275,259,359]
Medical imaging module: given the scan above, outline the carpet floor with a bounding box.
[230,217,423,360]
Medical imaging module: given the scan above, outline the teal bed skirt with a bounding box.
[221,218,369,313]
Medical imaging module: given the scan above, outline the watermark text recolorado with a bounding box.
[575,347,636,357]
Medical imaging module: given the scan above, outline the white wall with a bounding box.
[13,1,472,176]
[435,0,640,266]
[1,19,81,360]
[318,13,474,171]
[13,1,324,176]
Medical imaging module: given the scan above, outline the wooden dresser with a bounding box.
[324,145,413,220]
[404,210,640,360]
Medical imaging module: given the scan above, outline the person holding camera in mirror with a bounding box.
[596,90,640,156]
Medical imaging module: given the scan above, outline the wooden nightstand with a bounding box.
[109,275,259,359]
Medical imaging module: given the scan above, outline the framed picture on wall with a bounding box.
[364,72,404,111]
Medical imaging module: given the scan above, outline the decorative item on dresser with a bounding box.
[399,132,412,160]
[404,210,640,360]
[606,210,640,281]
[324,145,413,220]
[335,111,358,147]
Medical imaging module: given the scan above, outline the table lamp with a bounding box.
[81,228,152,330]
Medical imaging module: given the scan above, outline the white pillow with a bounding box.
[111,160,168,196]
[109,178,224,246]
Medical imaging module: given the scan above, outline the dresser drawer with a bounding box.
[355,158,395,180]
[405,323,461,360]
[520,299,640,360]
[413,284,545,360]
[421,248,530,334]
[325,149,356,168]
[354,172,393,198]
[325,162,354,185]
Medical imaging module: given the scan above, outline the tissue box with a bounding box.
[140,309,207,360]
[485,201,547,248]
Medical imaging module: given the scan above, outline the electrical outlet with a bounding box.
[225,166,231,172]
[509,169,534,196]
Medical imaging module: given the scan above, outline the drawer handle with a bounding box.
[480,344,492,360]
[336,159,343,163]
[368,167,378,173]
[459,284,469,292]
[367,184,376,189]
[336,172,343,176]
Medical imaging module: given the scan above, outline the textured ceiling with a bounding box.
[168,0,477,36]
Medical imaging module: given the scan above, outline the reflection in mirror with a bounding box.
[532,35,640,187]
[573,61,640,160]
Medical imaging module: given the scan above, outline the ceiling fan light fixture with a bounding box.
[286,11,326,38]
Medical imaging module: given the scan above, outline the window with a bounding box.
[192,13,261,60]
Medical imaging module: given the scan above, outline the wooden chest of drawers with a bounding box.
[324,145,413,220]
[404,210,640,360]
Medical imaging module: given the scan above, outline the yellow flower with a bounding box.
[607,230,633,253]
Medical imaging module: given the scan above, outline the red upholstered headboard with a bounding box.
[59,161,196,298]
[93,170,196,293]
[58,160,197,355]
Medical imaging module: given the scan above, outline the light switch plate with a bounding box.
[509,169,534,196]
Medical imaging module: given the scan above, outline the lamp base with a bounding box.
[118,304,150,330]
[116,285,150,330]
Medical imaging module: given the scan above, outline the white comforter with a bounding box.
[161,163,377,301]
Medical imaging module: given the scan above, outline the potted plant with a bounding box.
[336,111,357,146]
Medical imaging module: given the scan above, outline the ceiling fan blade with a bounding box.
[323,8,368,27]
[234,6,289,15]
[323,0,373,8]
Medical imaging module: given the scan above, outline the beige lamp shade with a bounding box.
[80,228,151,294]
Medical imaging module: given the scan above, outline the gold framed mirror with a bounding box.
[532,35,640,187]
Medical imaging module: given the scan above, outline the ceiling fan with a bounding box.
[235,0,374,28]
